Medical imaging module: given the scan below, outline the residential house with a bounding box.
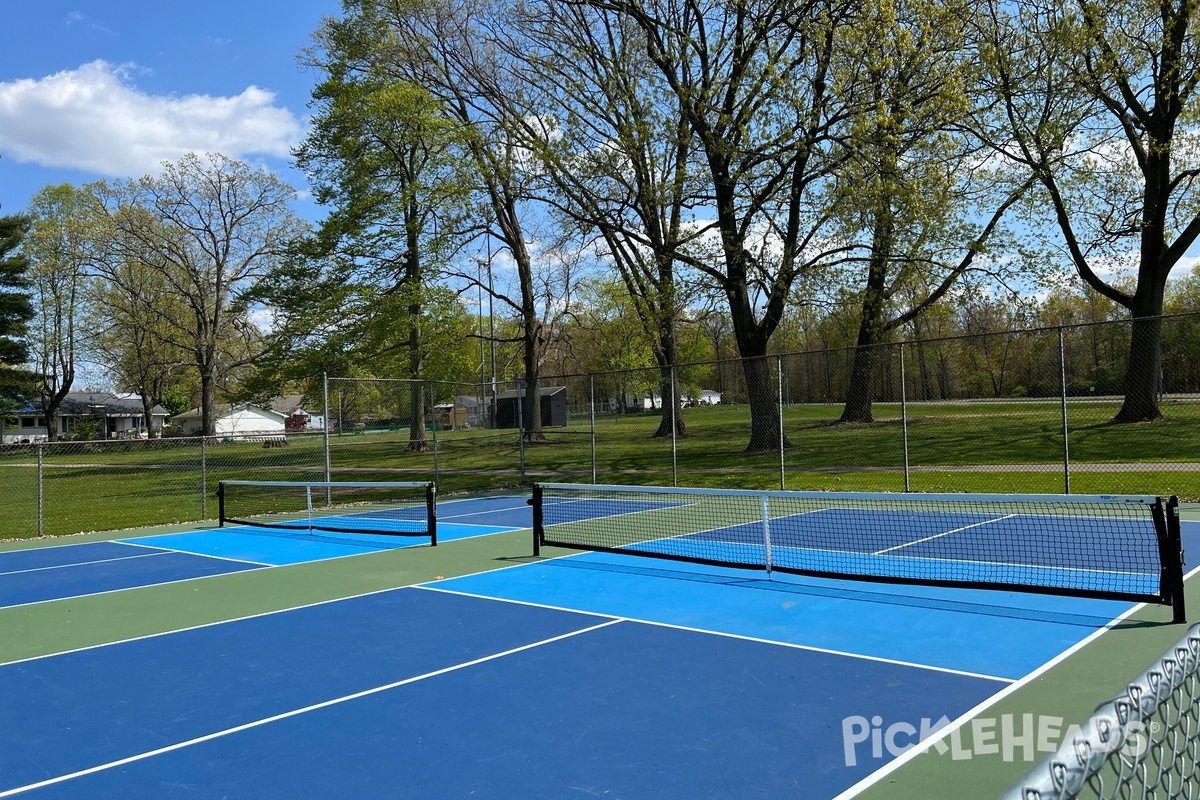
[0,392,168,444]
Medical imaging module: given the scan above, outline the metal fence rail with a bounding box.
[3,313,1199,538]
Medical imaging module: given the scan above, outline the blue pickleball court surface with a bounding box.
[0,495,533,609]
[0,490,1194,798]
[0,587,1005,799]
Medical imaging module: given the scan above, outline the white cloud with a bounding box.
[0,60,304,177]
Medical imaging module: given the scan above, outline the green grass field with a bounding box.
[2,398,1198,539]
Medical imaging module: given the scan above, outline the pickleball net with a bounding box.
[532,483,1184,619]
[998,622,1200,800]
[218,480,437,544]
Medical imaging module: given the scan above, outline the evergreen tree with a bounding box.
[0,214,37,404]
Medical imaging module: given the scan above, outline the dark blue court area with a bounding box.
[0,587,1001,799]
[0,541,262,609]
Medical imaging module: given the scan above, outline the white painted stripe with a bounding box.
[0,551,170,577]
[116,539,271,567]
[0,619,621,798]
[0,565,270,613]
[872,515,1018,556]
[416,585,1014,684]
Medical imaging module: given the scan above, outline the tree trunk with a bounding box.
[839,342,877,424]
[406,319,428,451]
[140,392,156,437]
[1112,311,1164,423]
[407,379,428,451]
[199,362,217,437]
[522,349,544,442]
[741,356,790,453]
[651,317,687,439]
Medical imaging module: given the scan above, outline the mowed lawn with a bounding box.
[2,398,1198,538]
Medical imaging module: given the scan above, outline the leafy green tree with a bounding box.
[278,10,470,450]
[587,0,856,452]
[976,0,1200,421]
[86,207,194,436]
[512,1,703,438]
[357,0,579,442]
[830,0,1035,423]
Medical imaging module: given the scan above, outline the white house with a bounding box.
[170,404,287,437]
[1,392,168,443]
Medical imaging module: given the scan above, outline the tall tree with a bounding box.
[290,13,469,451]
[977,0,1200,422]
[360,0,574,442]
[0,214,36,414]
[512,1,702,438]
[587,0,855,452]
[830,0,1035,423]
[87,227,193,436]
[95,154,304,436]
[24,185,102,436]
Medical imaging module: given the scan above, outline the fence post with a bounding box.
[1059,326,1071,494]
[517,376,526,483]
[670,365,678,487]
[778,356,785,490]
[36,443,43,538]
[201,435,208,520]
[900,344,911,492]
[322,372,331,484]
[590,374,596,484]
[430,382,440,489]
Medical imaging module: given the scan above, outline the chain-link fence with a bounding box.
[4,313,1199,538]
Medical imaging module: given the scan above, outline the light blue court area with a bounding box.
[125,494,532,567]
[432,552,1139,680]
[0,541,261,609]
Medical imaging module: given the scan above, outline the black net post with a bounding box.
[1161,495,1186,623]
[427,482,438,546]
[217,481,226,527]
[532,483,543,557]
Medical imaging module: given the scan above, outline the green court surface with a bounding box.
[0,505,1196,798]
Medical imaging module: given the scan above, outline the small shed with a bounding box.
[494,386,568,429]
[432,402,470,430]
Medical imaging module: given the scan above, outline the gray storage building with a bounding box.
[494,386,568,429]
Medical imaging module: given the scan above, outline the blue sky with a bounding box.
[0,2,341,220]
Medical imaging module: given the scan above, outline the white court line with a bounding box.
[0,566,270,613]
[832,559,1200,800]
[544,497,701,527]
[116,539,271,567]
[872,514,1018,556]
[0,550,171,578]
[417,584,1014,684]
[0,618,622,799]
